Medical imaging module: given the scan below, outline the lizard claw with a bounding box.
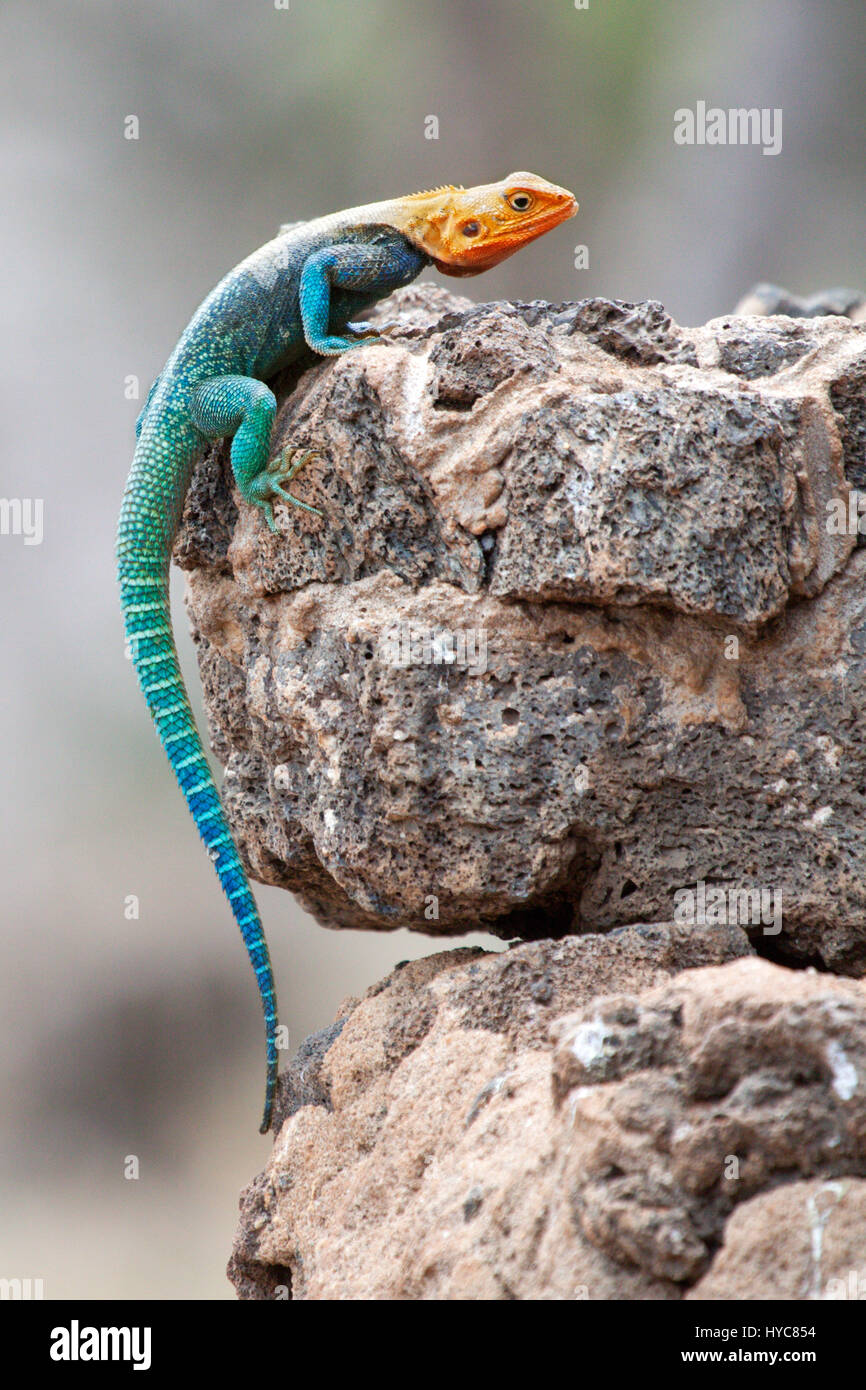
[345,320,383,341]
[250,447,326,527]
[343,318,400,343]
[272,484,323,518]
[344,320,400,345]
[367,318,401,337]
[266,446,323,482]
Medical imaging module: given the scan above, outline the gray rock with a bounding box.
[735,282,866,320]
[177,287,866,972]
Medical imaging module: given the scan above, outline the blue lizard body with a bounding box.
[116,175,577,1130]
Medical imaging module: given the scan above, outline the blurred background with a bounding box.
[1,0,864,1299]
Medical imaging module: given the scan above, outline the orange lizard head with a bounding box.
[394,172,577,276]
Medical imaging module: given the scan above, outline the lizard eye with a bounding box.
[461,220,481,237]
[507,193,533,212]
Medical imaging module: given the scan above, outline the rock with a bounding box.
[270,1019,345,1132]
[734,282,866,322]
[686,1179,866,1300]
[228,953,866,1301]
[176,286,866,972]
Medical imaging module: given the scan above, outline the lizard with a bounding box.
[116,172,577,1132]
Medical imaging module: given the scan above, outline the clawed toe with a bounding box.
[266,446,322,484]
[345,320,377,338]
[271,484,323,518]
[248,446,326,528]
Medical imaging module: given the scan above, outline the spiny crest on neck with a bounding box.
[405,183,466,199]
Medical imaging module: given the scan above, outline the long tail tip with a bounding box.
[259,1068,277,1133]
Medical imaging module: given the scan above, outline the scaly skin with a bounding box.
[116,173,577,1131]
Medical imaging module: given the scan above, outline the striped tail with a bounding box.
[118,435,278,1132]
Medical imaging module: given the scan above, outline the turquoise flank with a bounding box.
[117,220,428,1130]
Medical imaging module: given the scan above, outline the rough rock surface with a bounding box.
[177,284,866,971]
[734,281,866,323]
[229,952,866,1301]
[197,284,866,1300]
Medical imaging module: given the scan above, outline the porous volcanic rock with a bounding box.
[228,952,866,1301]
[176,285,866,971]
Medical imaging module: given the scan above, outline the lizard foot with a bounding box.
[248,448,325,532]
[307,332,379,353]
[346,318,400,339]
[344,320,377,339]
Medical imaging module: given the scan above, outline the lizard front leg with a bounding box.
[187,241,424,529]
[189,375,322,532]
[298,239,427,355]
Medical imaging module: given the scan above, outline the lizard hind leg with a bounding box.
[189,375,323,532]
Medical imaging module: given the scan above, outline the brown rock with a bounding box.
[177,286,866,972]
[229,953,866,1300]
[687,1179,866,1300]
